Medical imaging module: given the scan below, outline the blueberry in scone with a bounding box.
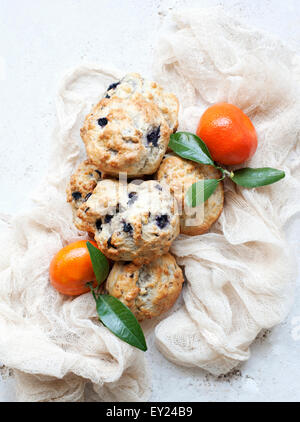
[80,94,171,177]
[66,159,102,231]
[106,253,184,321]
[104,73,179,132]
[76,179,180,264]
[156,154,224,236]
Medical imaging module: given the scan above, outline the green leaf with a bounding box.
[186,179,220,207]
[231,167,285,188]
[168,132,214,166]
[96,295,147,352]
[86,241,109,286]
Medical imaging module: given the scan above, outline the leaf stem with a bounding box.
[218,167,231,177]
[214,165,231,181]
[86,282,98,302]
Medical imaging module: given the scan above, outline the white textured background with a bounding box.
[0,0,300,402]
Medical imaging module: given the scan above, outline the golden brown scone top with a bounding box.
[76,179,180,265]
[66,159,103,231]
[106,253,184,321]
[66,160,102,204]
[104,73,179,132]
[157,154,224,236]
[80,94,171,177]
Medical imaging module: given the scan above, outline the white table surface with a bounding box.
[0,0,300,402]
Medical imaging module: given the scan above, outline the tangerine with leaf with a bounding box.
[50,240,100,296]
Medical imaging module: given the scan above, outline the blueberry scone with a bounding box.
[104,73,179,132]
[80,94,171,177]
[66,159,102,231]
[157,154,224,236]
[106,253,184,321]
[76,179,180,264]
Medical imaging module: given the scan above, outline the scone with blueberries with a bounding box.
[157,154,224,236]
[106,253,184,321]
[104,73,179,132]
[66,159,102,231]
[81,94,171,177]
[76,179,180,264]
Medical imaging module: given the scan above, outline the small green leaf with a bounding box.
[231,167,285,188]
[168,132,214,166]
[86,241,109,286]
[186,179,219,207]
[96,295,147,352]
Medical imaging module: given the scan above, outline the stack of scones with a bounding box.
[66,73,224,321]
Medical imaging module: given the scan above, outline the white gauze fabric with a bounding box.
[0,65,151,402]
[0,6,300,401]
[153,7,300,375]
